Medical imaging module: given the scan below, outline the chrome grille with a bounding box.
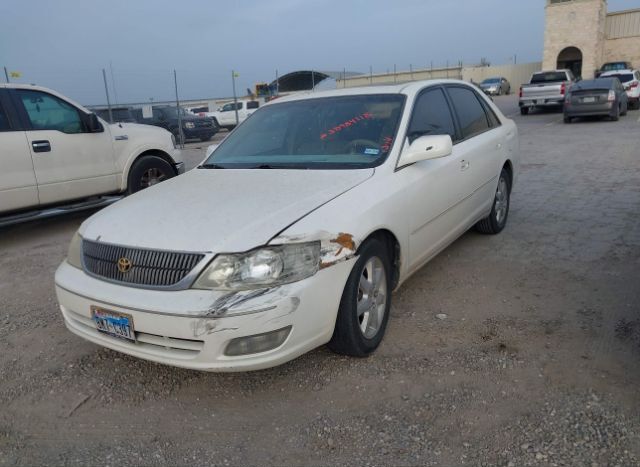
[82,240,205,288]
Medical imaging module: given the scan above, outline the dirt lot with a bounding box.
[1,96,639,466]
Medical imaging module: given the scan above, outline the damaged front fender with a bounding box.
[272,230,359,270]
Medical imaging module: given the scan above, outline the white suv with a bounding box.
[0,84,183,225]
[600,69,640,109]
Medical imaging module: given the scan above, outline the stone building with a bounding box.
[542,0,640,78]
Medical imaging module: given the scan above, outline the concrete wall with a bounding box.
[337,66,463,88]
[337,62,543,89]
[542,0,607,78]
[603,36,640,67]
[462,62,543,88]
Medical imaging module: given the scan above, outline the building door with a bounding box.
[557,47,583,78]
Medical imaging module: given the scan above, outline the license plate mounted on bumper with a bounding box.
[91,306,136,342]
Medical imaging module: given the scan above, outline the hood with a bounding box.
[80,168,374,253]
[108,121,171,136]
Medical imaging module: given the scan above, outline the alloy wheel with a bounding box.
[357,256,388,339]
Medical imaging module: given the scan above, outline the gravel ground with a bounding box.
[0,96,639,466]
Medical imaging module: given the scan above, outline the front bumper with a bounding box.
[182,127,217,140]
[54,258,355,372]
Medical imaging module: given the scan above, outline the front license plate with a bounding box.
[582,97,596,103]
[92,306,135,342]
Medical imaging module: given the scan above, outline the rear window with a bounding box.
[247,101,259,109]
[531,72,568,84]
[605,73,634,83]
[602,63,628,72]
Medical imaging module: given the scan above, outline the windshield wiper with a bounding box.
[199,163,226,169]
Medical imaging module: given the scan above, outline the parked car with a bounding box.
[94,106,138,123]
[205,100,260,130]
[141,106,218,142]
[595,61,633,78]
[55,80,519,372]
[563,77,628,123]
[600,69,640,110]
[519,69,577,115]
[0,84,183,225]
[479,77,511,96]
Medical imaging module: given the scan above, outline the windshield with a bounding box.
[156,107,189,118]
[602,63,627,71]
[531,72,567,84]
[482,78,500,84]
[202,94,406,170]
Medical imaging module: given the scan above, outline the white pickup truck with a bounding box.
[518,69,577,115]
[0,84,183,226]
[205,99,260,130]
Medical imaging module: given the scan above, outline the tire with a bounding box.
[564,115,572,124]
[520,107,529,115]
[611,104,620,121]
[328,238,392,357]
[127,155,176,195]
[475,168,511,235]
[621,102,628,116]
[200,135,213,142]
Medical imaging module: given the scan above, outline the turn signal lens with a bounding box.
[224,327,292,356]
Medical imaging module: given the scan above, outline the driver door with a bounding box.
[13,89,118,205]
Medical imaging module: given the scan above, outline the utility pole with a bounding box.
[369,66,373,84]
[174,69,184,148]
[3,67,9,83]
[394,64,397,83]
[410,64,413,81]
[102,68,113,123]
[231,70,239,126]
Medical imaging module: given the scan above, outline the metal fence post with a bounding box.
[231,70,239,126]
[3,67,9,83]
[102,69,113,123]
[174,69,184,148]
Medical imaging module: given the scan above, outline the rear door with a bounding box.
[0,90,39,213]
[12,88,118,205]
[445,85,506,222]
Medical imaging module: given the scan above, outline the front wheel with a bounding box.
[520,107,529,115]
[127,155,176,195]
[475,168,511,235]
[328,238,392,357]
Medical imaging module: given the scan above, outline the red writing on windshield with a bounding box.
[320,112,373,140]
[381,136,393,152]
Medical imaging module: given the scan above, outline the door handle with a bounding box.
[460,159,470,171]
[32,140,51,153]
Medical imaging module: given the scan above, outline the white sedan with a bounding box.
[55,80,519,371]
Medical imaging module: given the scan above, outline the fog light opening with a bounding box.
[224,326,292,357]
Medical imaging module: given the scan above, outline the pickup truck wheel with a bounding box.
[564,115,572,124]
[127,156,176,195]
[200,135,213,142]
[520,107,529,115]
[475,168,511,235]
[328,238,392,357]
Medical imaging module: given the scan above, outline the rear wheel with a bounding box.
[621,101,628,116]
[127,155,176,195]
[328,238,392,357]
[475,168,511,235]
[520,107,529,115]
[611,103,620,121]
[564,115,572,124]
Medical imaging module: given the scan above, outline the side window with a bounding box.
[247,101,259,109]
[447,86,491,140]
[407,88,456,143]
[17,90,84,134]
[237,102,244,110]
[0,102,10,131]
[478,96,501,128]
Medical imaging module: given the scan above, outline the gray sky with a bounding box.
[1,0,638,105]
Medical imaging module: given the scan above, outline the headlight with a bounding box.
[67,231,83,269]
[193,242,320,291]
[184,121,195,129]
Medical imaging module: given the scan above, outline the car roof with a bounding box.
[267,79,478,105]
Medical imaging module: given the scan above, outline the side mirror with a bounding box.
[86,113,103,133]
[397,134,453,168]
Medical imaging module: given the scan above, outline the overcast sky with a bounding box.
[1,0,638,105]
